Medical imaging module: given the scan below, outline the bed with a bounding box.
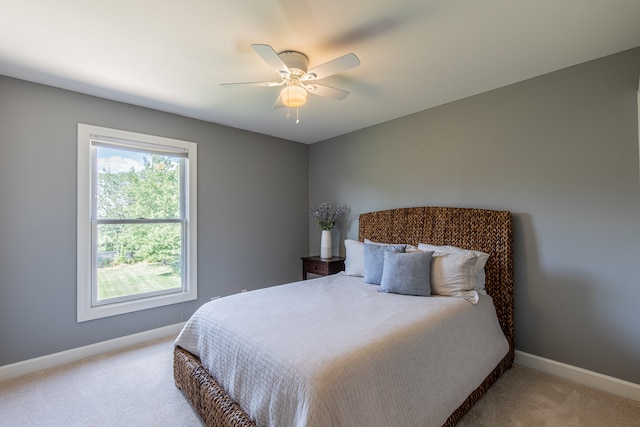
[174,206,514,426]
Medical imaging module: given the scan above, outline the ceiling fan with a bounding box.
[221,44,360,123]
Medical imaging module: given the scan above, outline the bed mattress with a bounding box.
[175,272,508,427]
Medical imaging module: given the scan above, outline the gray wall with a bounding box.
[309,47,640,384]
[0,76,308,365]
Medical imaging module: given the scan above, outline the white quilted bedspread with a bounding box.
[175,273,508,427]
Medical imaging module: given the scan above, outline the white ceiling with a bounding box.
[1,1,639,144]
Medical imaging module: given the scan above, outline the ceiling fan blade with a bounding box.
[303,53,360,80]
[273,96,286,109]
[220,81,284,88]
[304,83,350,101]
[251,44,290,76]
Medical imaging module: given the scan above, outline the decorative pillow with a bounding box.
[417,243,489,292]
[363,243,406,285]
[430,252,481,303]
[344,239,365,277]
[365,238,419,252]
[380,251,434,296]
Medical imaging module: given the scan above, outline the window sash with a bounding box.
[91,220,186,306]
[91,147,187,221]
[91,227,187,307]
[90,146,187,306]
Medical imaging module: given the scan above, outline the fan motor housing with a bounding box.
[278,51,308,75]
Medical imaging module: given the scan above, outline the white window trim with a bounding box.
[77,124,197,322]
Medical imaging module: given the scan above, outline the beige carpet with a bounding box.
[1,336,638,426]
[458,363,640,427]
[0,336,203,427]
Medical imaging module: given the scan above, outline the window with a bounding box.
[77,124,197,322]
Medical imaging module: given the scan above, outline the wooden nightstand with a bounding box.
[301,256,346,280]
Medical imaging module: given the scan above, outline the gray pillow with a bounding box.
[380,251,434,296]
[363,243,406,285]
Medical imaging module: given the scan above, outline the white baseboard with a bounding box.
[0,322,186,383]
[515,350,640,402]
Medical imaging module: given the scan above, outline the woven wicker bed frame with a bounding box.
[174,206,514,427]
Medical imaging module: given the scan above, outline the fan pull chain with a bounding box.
[284,104,301,124]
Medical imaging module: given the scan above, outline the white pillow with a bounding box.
[364,238,419,252]
[417,243,489,293]
[344,239,365,277]
[430,252,480,304]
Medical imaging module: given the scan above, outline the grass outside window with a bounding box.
[97,262,180,300]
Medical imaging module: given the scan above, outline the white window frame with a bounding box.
[77,124,197,322]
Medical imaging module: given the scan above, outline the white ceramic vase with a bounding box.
[320,229,332,259]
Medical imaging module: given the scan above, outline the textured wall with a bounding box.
[309,47,640,384]
[0,76,308,365]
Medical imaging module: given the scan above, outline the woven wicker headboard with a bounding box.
[358,207,514,355]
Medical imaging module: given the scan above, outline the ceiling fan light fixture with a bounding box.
[222,44,360,121]
[280,83,307,107]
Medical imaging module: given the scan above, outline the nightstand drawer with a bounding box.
[303,259,330,275]
[301,256,345,280]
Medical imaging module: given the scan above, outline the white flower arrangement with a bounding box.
[309,202,347,230]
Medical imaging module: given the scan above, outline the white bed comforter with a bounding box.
[175,273,509,427]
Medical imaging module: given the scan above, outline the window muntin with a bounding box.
[77,124,197,322]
